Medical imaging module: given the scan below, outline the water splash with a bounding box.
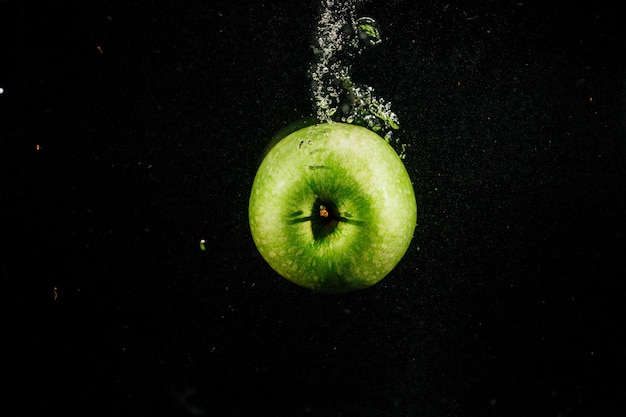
[310,0,405,158]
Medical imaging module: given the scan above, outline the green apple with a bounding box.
[249,122,417,293]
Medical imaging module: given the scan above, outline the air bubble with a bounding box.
[355,17,381,46]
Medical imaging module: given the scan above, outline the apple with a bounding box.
[249,122,417,293]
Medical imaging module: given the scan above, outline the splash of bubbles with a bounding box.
[310,0,405,158]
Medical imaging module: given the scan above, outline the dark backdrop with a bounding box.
[3,0,625,416]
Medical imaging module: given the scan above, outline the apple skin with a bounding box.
[249,123,417,293]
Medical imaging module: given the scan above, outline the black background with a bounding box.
[3,0,625,416]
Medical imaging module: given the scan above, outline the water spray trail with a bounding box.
[310,0,405,157]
